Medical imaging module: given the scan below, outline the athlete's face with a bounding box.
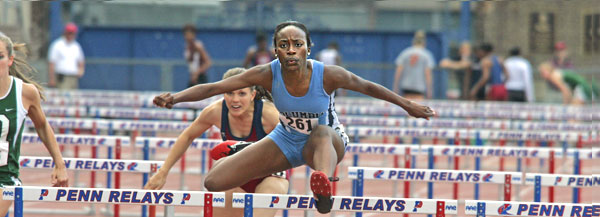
[0,41,14,78]
[184,31,195,43]
[258,40,267,50]
[460,43,471,56]
[275,26,310,70]
[224,87,256,117]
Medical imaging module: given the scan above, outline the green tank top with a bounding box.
[562,70,599,100]
[0,77,27,177]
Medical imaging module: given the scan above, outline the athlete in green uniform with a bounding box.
[0,33,68,215]
[539,62,599,104]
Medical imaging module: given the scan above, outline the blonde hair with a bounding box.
[413,30,426,46]
[538,61,555,79]
[222,67,272,102]
[538,61,554,72]
[0,32,45,100]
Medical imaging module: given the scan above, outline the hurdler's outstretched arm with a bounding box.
[154,64,272,108]
[324,65,435,119]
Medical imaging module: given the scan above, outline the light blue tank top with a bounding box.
[270,59,339,136]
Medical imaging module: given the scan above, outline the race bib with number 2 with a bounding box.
[280,114,318,135]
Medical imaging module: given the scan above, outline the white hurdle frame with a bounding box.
[464,200,598,216]
[2,186,225,217]
[231,193,458,217]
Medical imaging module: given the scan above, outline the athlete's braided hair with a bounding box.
[273,21,313,48]
[222,67,273,102]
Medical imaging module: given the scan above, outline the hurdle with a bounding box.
[41,104,597,121]
[29,116,599,135]
[345,143,597,204]
[44,88,599,114]
[524,173,597,203]
[347,128,596,202]
[18,156,163,216]
[336,104,596,121]
[41,105,195,121]
[349,167,519,199]
[333,97,600,113]
[464,200,598,216]
[348,126,598,143]
[22,133,129,188]
[338,115,598,131]
[230,193,458,217]
[20,133,131,216]
[19,156,161,173]
[26,118,193,133]
[2,186,225,217]
[135,136,222,188]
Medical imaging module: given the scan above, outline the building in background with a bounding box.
[474,0,598,102]
[0,0,596,102]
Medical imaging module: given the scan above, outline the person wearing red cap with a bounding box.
[48,22,85,89]
[551,41,574,70]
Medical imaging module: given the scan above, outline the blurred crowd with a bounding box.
[44,22,597,105]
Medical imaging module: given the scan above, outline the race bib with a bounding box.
[0,141,9,167]
[279,114,318,135]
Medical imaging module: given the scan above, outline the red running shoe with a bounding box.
[310,171,333,214]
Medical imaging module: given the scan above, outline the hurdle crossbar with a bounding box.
[26,118,192,132]
[135,137,222,149]
[464,200,598,216]
[32,116,599,133]
[349,167,522,184]
[19,156,162,173]
[44,89,597,113]
[22,133,129,146]
[2,186,225,217]
[348,126,598,142]
[231,193,457,216]
[525,173,597,187]
[336,104,596,121]
[345,144,598,159]
[42,106,195,120]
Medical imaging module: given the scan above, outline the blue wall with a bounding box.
[77,27,445,93]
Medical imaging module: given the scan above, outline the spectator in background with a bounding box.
[183,24,212,87]
[468,43,508,101]
[440,41,472,99]
[551,41,574,70]
[48,22,85,89]
[393,30,435,99]
[504,47,534,102]
[317,41,342,66]
[538,62,598,105]
[243,33,275,68]
[317,41,345,96]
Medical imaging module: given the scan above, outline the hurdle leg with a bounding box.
[114,139,122,217]
[427,147,434,217]
[73,145,80,187]
[403,147,411,217]
[142,140,150,217]
[574,135,582,203]
[180,152,187,190]
[548,150,555,202]
[164,206,175,217]
[453,133,460,200]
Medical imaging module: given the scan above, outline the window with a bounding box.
[583,13,599,55]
